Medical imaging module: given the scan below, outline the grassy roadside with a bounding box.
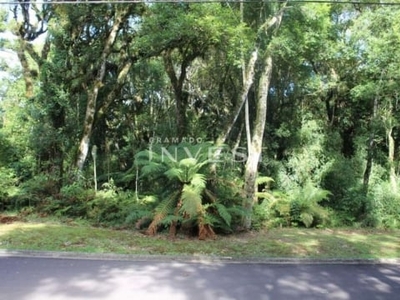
[0,217,399,259]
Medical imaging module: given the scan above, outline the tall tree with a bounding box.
[138,3,246,140]
[239,2,287,229]
[350,6,400,192]
[74,4,142,172]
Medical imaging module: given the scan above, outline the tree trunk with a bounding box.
[388,127,397,192]
[76,83,101,172]
[163,51,195,140]
[216,50,258,147]
[241,3,286,230]
[210,50,258,174]
[242,55,273,230]
[363,96,378,193]
[16,39,34,99]
[76,8,129,172]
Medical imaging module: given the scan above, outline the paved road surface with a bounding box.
[1,257,400,300]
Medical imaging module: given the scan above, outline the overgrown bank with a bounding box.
[1,218,399,259]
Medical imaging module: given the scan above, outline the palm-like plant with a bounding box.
[135,142,230,239]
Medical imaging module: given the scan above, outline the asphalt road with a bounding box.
[1,256,400,300]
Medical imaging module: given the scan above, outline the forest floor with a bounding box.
[0,214,399,259]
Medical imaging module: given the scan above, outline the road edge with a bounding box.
[1,249,399,265]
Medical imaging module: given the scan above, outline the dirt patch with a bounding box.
[0,215,21,224]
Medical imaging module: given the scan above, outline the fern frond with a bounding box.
[256,191,275,201]
[135,150,162,165]
[190,173,206,193]
[178,158,199,182]
[141,162,166,177]
[214,203,232,226]
[164,167,183,181]
[180,185,202,217]
[120,173,136,183]
[141,195,158,204]
[300,212,314,228]
[175,142,214,162]
[203,212,221,226]
[179,158,198,169]
[256,176,275,185]
[154,190,180,216]
[296,183,331,204]
[227,206,246,218]
[160,215,183,226]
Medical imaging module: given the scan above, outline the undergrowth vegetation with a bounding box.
[2,140,400,236]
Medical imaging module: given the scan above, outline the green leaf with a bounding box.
[256,176,275,185]
[164,167,183,181]
[180,185,202,217]
[300,212,314,228]
[214,203,232,226]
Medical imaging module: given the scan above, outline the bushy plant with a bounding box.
[321,155,366,225]
[12,174,59,210]
[253,178,331,229]
[0,167,17,211]
[134,142,242,239]
[288,182,331,227]
[364,181,400,229]
[55,182,95,217]
[277,119,333,190]
[86,180,152,227]
[252,190,290,229]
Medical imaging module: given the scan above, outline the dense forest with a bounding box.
[1,0,400,238]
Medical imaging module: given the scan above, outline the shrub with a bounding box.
[252,191,290,229]
[12,174,58,210]
[364,181,400,229]
[134,142,243,239]
[0,167,17,211]
[288,183,331,227]
[253,181,331,229]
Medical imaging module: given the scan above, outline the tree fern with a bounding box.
[136,142,240,238]
[180,185,203,217]
[146,190,180,235]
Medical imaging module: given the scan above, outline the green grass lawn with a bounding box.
[1,216,399,259]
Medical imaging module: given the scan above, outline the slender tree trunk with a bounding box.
[242,55,273,230]
[76,83,100,172]
[76,8,129,172]
[212,2,286,155]
[388,127,397,192]
[241,4,286,230]
[363,96,378,193]
[163,51,195,140]
[97,60,133,120]
[16,39,34,99]
[216,50,258,147]
[210,50,258,174]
